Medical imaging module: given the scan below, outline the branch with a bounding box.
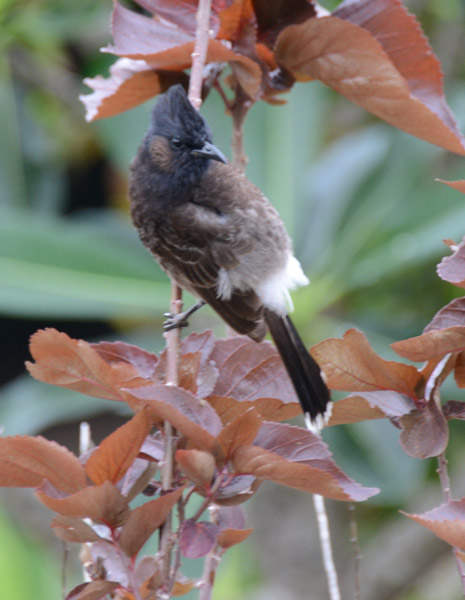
[188,0,212,108]
[348,503,362,600]
[306,418,341,600]
[161,0,213,587]
[313,494,341,600]
[437,450,465,592]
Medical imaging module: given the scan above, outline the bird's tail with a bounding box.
[264,310,330,422]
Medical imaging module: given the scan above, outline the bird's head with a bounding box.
[144,84,227,177]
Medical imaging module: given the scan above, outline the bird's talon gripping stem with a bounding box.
[162,300,206,332]
[163,313,190,331]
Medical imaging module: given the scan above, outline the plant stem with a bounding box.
[437,451,465,592]
[188,0,212,108]
[160,0,213,592]
[313,493,341,600]
[348,503,361,600]
[199,544,221,600]
[160,285,183,581]
[231,87,252,172]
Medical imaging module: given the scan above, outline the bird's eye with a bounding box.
[171,138,183,149]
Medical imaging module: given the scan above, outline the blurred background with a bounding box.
[1,0,465,598]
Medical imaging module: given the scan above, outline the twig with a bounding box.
[437,451,465,592]
[199,539,221,600]
[188,0,212,108]
[230,86,252,172]
[160,0,213,589]
[348,503,362,600]
[160,285,183,581]
[313,494,341,600]
[61,540,69,599]
[305,418,342,600]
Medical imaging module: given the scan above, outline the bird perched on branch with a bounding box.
[129,84,330,422]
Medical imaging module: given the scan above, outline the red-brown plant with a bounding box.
[2,1,465,598]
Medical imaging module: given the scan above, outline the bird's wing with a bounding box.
[156,200,266,340]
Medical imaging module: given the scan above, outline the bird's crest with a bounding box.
[149,84,211,144]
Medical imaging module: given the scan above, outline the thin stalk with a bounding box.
[348,503,362,600]
[306,417,342,600]
[230,87,252,172]
[199,546,221,600]
[313,493,341,600]
[160,0,213,591]
[437,451,465,593]
[188,0,212,108]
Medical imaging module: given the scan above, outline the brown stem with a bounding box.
[160,285,183,581]
[231,87,252,172]
[437,451,465,592]
[160,0,213,589]
[188,0,212,108]
[199,547,221,600]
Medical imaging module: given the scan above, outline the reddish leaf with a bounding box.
[437,179,465,195]
[108,2,194,57]
[81,60,187,122]
[425,298,465,332]
[180,519,220,558]
[51,516,102,544]
[155,331,219,397]
[333,0,462,146]
[119,487,184,557]
[252,0,316,46]
[26,329,146,401]
[135,555,162,592]
[233,422,378,501]
[437,237,465,290]
[171,573,196,596]
[403,499,465,551]
[215,474,259,505]
[125,461,158,502]
[276,16,465,155]
[215,409,263,459]
[217,527,253,549]
[312,329,420,398]
[399,400,448,459]
[133,0,199,36]
[85,409,152,486]
[218,0,255,42]
[123,384,221,451]
[454,352,465,389]
[176,449,216,490]
[92,341,158,379]
[66,581,119,600]
[215,505,253,547]
[210,337,297,402]
[36,480,129,527]
[208,395,300,425]
[328,391,414,426]
[392,299,465,362]
[181,330,216,358]
[104,4,261,98]
[0,436,86,493]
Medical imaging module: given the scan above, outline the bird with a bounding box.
[129,84,330,422]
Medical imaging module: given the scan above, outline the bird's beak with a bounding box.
[192,141,227,164]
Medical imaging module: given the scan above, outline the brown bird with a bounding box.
[129,84,330,422]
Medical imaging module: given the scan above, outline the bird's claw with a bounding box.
[163,312,190,331]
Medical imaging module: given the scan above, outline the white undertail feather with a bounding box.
[256,254,309,316]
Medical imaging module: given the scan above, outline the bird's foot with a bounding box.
[162,300,206,332]
[163,311,190,331]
